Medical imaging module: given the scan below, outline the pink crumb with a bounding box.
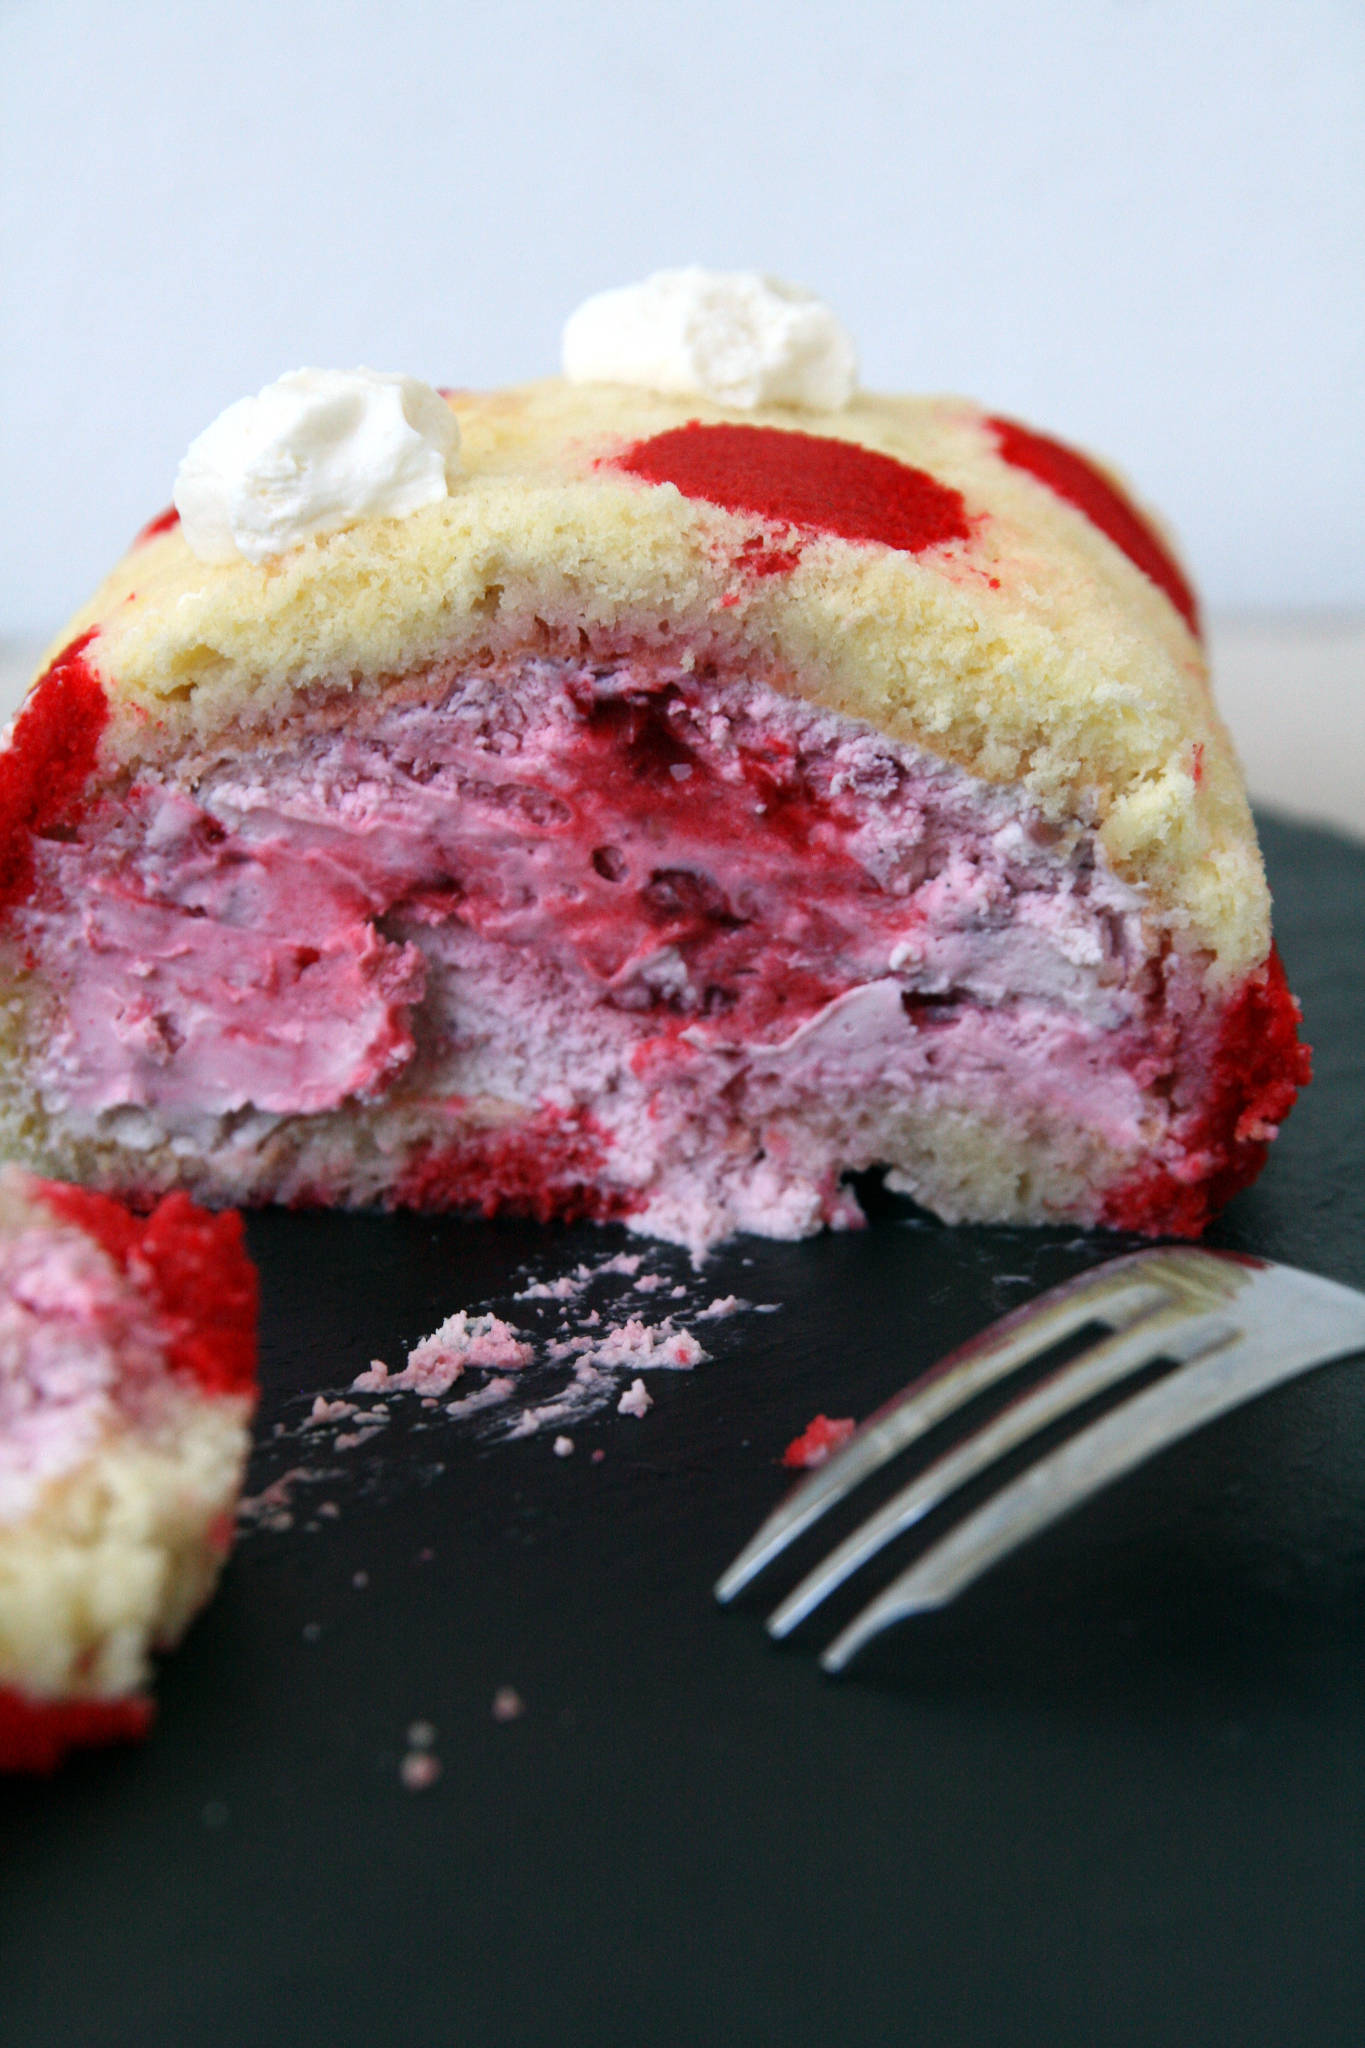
[306,1396,357,1425]
[516,1273,581,1301]
[354,1312,533,1398]
[334,1426,386,1451]
[782,1414,858,1469]
[400,1750,443,1790]
[579,1317,707,1371]
[351,1360,395,1391]
[596,1252,644,1279]
[444,1375,516,1417]
[237,1465,322,1530]
[492,1686,525,1723]
[617,1378,653,1418]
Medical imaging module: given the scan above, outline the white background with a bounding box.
[1,0,1362,824]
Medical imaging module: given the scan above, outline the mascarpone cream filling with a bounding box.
[14,652,1173,1242]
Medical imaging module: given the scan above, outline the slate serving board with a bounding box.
[1,812,1362,2048]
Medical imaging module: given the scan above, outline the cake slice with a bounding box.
[0,285,1308,1252]
[0,1168,257,1771]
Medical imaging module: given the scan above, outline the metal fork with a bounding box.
[716,1248,1365,1672]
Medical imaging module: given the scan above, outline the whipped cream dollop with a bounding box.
[174,368,461,564]
[561,269,857,411]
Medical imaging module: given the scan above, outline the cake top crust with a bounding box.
[28,379,1265,977]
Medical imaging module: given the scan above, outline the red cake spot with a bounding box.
[0,631,109,917]
[394,1107,637,1225]
[1103,947,1312,1236]
[988,416,1201,638]
[134,505,181,545]
[36,1183,258,1397]
[782,1414,858,1470]
[735,534,804,579]
[0,1686,153,1774]
[613,422,971,568]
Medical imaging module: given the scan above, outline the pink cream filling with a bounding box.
[17,651,1184,1228]
[0,1224,174,1524]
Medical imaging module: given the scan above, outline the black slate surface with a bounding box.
[1,812,1362,2048]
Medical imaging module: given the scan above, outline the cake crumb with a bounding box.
[306,1395,357,1426]
[492,1686,525,1723]
[782,1414,858,1469]
[515,1273,580,1301]
[553,1434,575,1457]
[238,1465,324,1533]
[400,1750,442,1791]
[596,1252,644,1279]
[406,1720,437,1749]
[444,1375,516,1418]
[578,1316,706,1371]
[352,1570,369,1590]
[355,1313,533,1397]
[617,1377,653,1418]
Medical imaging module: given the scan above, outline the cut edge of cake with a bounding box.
[0,1167,257,1772]
[0,379,1309,1254]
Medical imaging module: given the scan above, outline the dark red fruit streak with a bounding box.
[37,1183,259,1397]
[0,631,109,917]
[988,415,1201,638]
[1103,947,1311,1236]
[394,1107,636,1224]
[0,1686,153,1774]
[613,422,971,567]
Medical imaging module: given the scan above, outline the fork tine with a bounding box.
[766,1297,1238,1639]
[716,1250,1206,1606]
[820,1260,1365,1672]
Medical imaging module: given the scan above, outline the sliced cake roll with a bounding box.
[0,277,1307,1253]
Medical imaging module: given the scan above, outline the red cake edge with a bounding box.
[32,1182,259,1398]
[1101,947,1311,1237]
[0,1685,155,1774]
[0,630,109,918]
